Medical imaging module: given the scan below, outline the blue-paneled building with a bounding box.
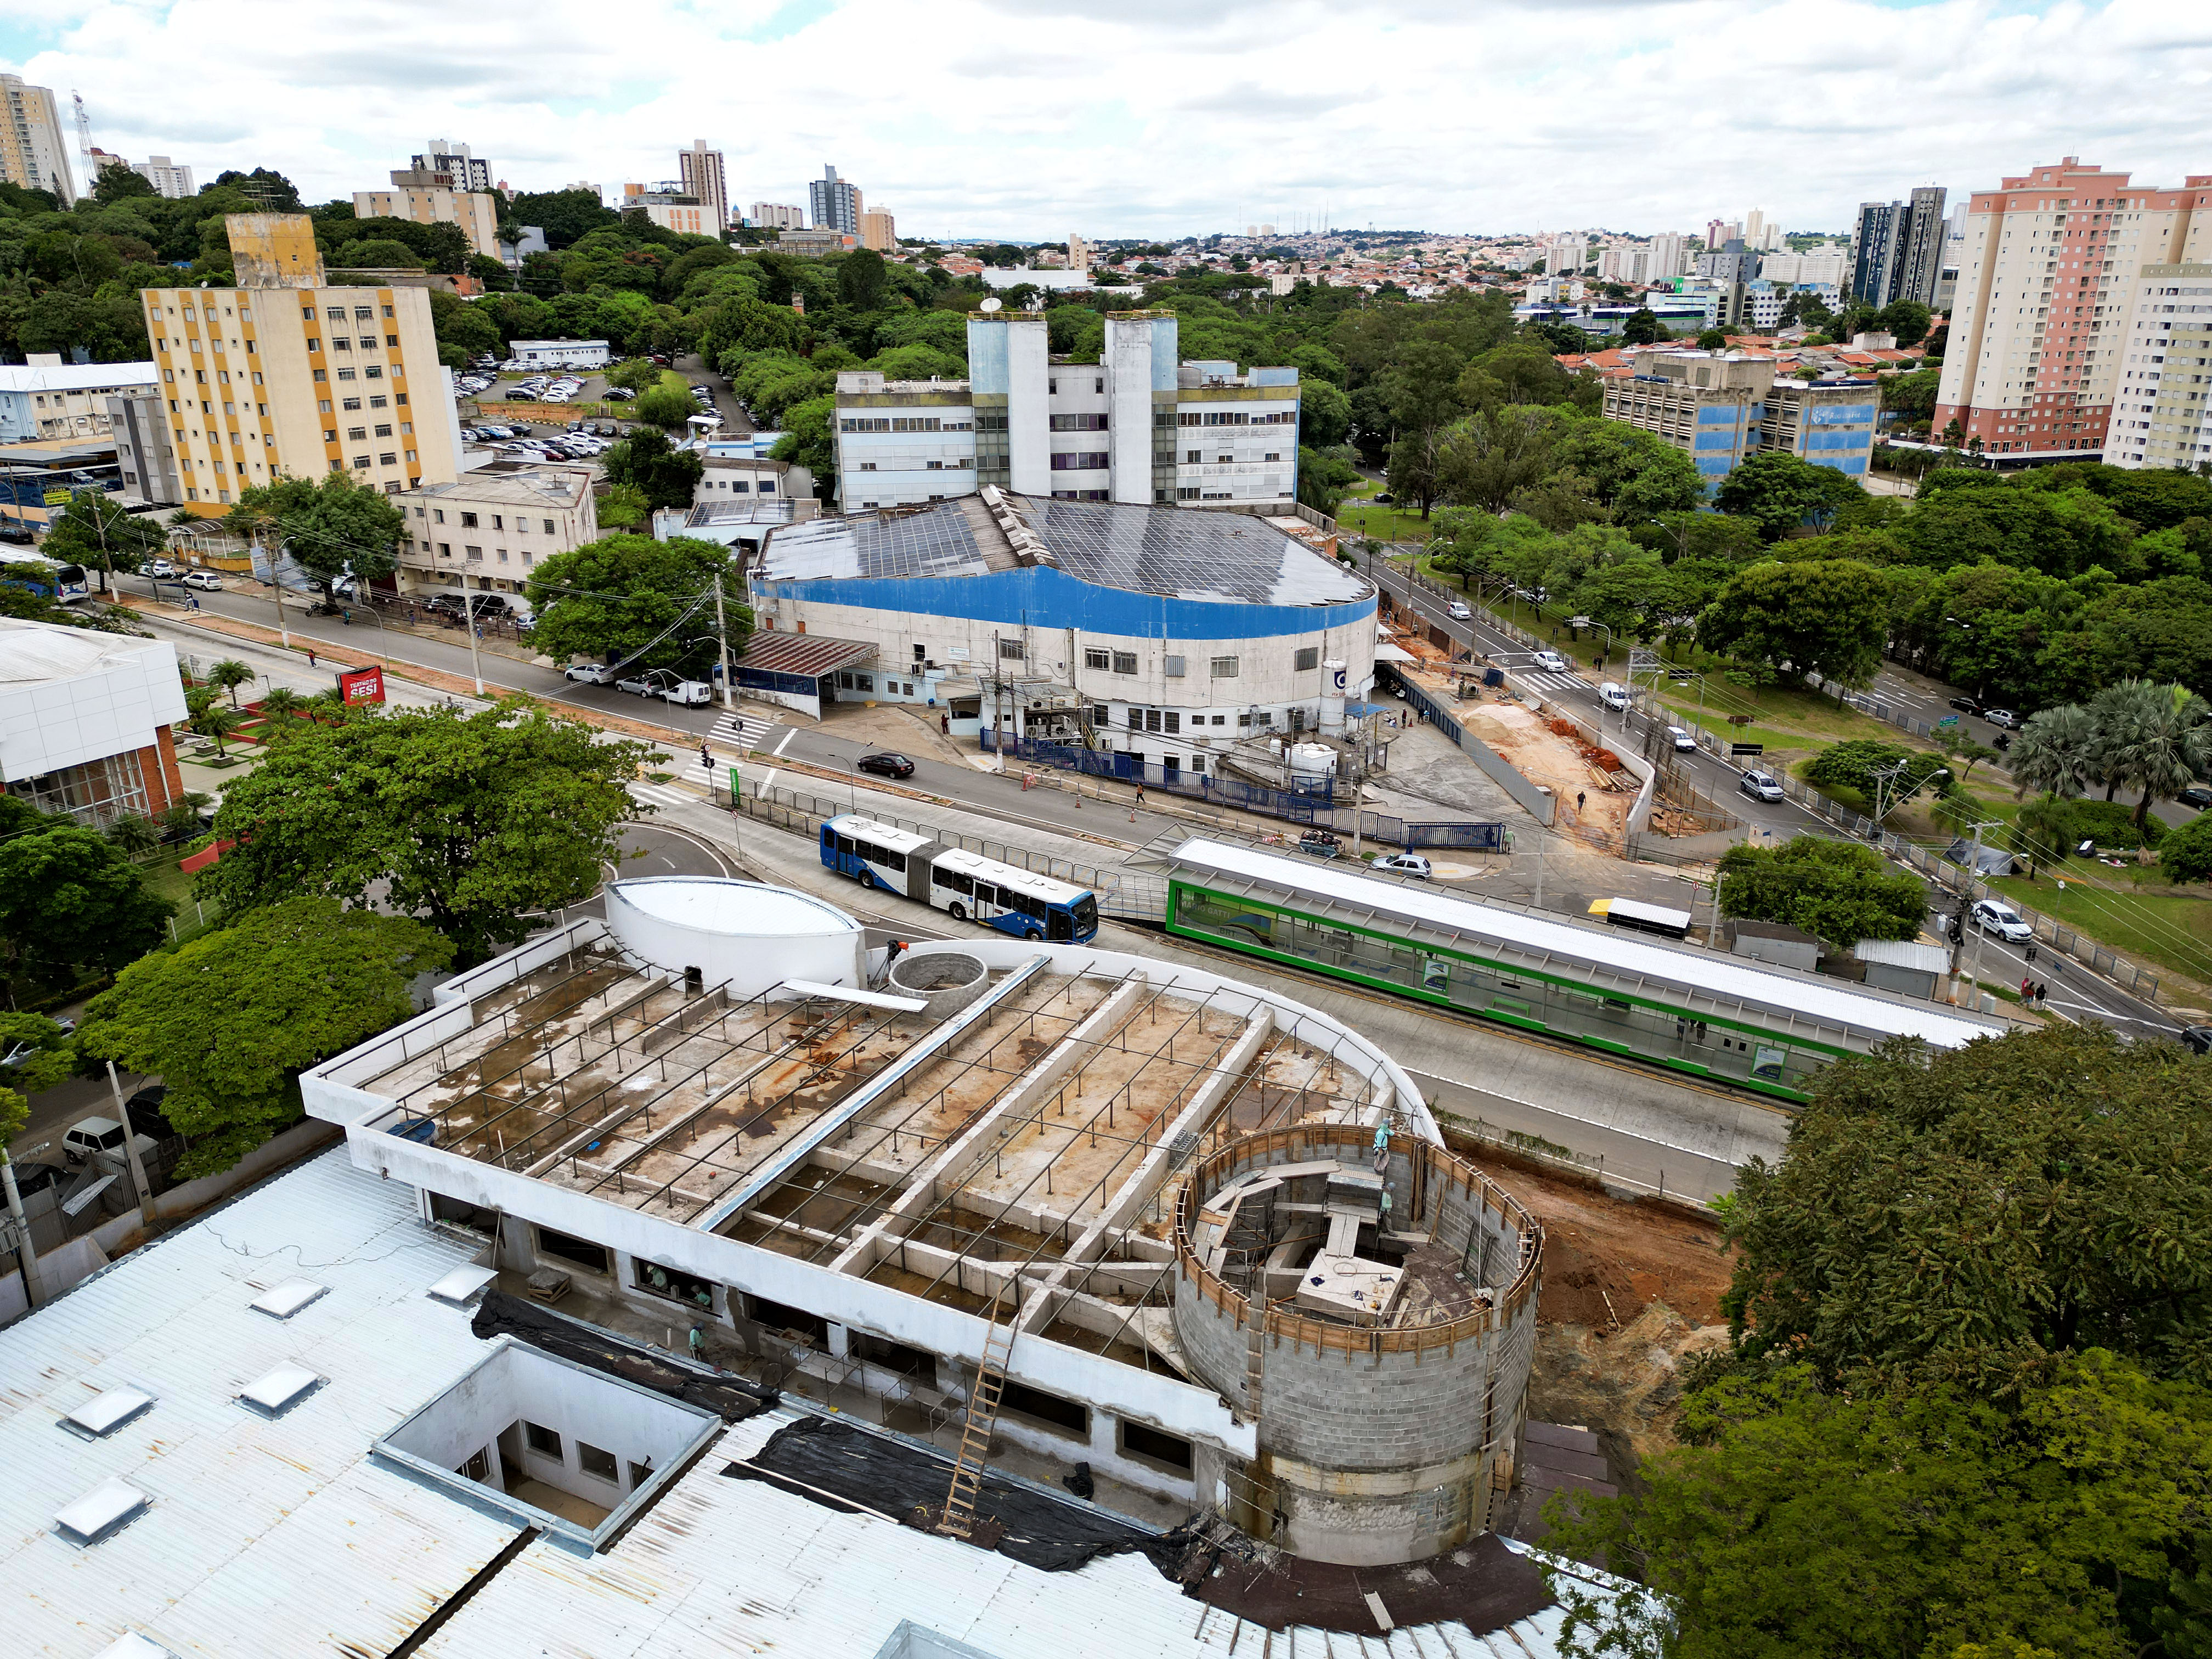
[1600,351,1877,484]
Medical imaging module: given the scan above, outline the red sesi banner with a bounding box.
[337,664,386,705]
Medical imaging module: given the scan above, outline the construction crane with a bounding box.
[70,91,93,195]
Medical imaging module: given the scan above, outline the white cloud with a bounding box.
[16,0,2212,237]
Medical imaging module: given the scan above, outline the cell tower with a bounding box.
[71,90,94,190]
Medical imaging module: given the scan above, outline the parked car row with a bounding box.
[566,663,712,705]
[1947,695,2021,728]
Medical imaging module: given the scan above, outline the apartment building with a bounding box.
[395,463,597,604]
[809,164,861,235]
[412,139,493,193]
[1600,351,1875,483]
[749,202,805,229]
[1760,244,1850,287]
[622,188,708,235]
[353,180,503,258]
[1742,210,1783,252]
[132,154,194,198]
[677,140,728,228]
[2106,263,2212,470]
[0,75,73,204]
[105,386,185,505]
[859,207,896,251]
[0,357,157,441]
[832,312,1300,510]
[1934,157,2212,458]
[1851,187,1947,307]
[138,214,461,514]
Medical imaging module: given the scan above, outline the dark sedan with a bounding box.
[856,752,915,779]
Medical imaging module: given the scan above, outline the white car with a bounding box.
[1985,709,2020,729]
[183,570,222,591]
[1370,852,1432,879]
[1739,769,1785,803]
[145,559,181,579]
[563,662,616,684]
[1667,725,1696,752]
[1971,899,2034,943]
[1446,600,1471,620]
[1532,650,1569,673]
[63,1115,161,1172]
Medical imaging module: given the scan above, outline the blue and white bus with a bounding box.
[0,546,88,601]
[820,814,1099,943]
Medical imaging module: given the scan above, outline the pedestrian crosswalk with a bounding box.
[710,710,778,752]
[1515,671,1587,694]
[629,781,695,809]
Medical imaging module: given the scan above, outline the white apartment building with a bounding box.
[0,75,73,203]
[1936,156,2212,458]
[396,464,598,604]
[132,154,194,198]
[678,141,728,228]
[749,202,805,229]
[2106,263,2212,470]
[1760,244,1850,286]
[832,312,1300,511]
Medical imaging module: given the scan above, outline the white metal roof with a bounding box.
[1166,838,2006,1050]
[0,1148,518,1657]
[0,362,157,396]
[410,1408,1626,1658]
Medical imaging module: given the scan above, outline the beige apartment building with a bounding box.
[859,208,896,251]
[1935,156,2212,458]
[353,183,504,259]
[0,75,74,204]
[396,464,597,604]
[138,215,461,514]
[2107,263,2212,471]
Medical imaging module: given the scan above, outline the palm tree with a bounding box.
[189,702,240,759]
[2103,681,2212,830]
[104,813,161,857]
[258,686,304,720]
[2009,704,2100,799]
[209,658,255,708]
[2010,793,2074,879]
[2087,680,2166,801]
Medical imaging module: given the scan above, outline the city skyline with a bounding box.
[0,0,2201,238]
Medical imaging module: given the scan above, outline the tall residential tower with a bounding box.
[1850,186,1947,307]
[0,75,75,204]
[678,140,728,229]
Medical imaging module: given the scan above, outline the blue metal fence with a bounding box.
[979,730,1505,853]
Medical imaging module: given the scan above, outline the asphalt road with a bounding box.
[1360,550,2187,1040]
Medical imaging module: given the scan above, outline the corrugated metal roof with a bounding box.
[1165,838,2007,1049]
[0,1148,520,1658]
[739,630,879,678]
[413,1410,1623,1658]
[1853,938,1951,972]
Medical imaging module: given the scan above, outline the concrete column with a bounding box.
[1105,318,1156,504]
[1005,319,1051,496]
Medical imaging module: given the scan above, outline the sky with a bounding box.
[3,0,2208,240]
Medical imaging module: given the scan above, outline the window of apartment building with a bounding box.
[1210,656,1239,679]
[1048,379,1057,394]
[1049,413,1108,431]
[998,639,1025,660]
[1084,646,1111,672]
[1164,655,1185,678]
[433,509,446,523]
[352,454,370,469]
[1294,647,1321,671]
[1177,486,1200,500]
[381,305,394,319]
[352,307,373,320]
[379,453,396,466]
[1264,452,1282,462]
[395,393,409,406]
[437,543,452,557]
[332,337,352,352]
[325,307,346,320]
[1185,449,1201,464]
[370,394,388,408]
[305,338,319,353]
[1050,452,1109,470]
[858,461,877,471]
[384,334,399,347]
[375,424,392,438]
[465,546,483,562]
[543,518,556,534]
[300,306,315,320]
[977,413,1008,432]
[347,426,366,441]
[317,398,332,413]
[461,512,479,528]
[311,369,326,383]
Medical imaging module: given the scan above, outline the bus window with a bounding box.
[936,869,972,896]
[883,850,907,874]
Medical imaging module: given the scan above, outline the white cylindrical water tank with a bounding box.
[1320,658,1348,736]
[604,877,865,999]
[1289,742,1336,781]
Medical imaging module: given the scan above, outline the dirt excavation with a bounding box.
[1454,1146,1735,1474]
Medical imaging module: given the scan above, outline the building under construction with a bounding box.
[300,874,1543,1568]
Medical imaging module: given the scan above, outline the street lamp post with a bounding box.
[460,575,486,697]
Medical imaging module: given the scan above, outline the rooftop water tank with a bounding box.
[604,877,864,999]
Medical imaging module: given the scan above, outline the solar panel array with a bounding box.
[849,507,987,579]
[1025,498,1363,605]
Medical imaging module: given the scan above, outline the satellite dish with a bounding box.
[979,297,1002,313]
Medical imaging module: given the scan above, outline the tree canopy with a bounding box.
[0,815,173,994]
[523,533,747,673]
[1716,834,1925,948]
[194,699,656,967]
[225,471,408,597]
[80,898,452,1175]
[1699,558,1888,689]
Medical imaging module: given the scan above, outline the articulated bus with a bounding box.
[0,547,89,601]
[820,814,1099,943]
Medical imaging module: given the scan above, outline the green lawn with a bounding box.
[1985,870,2212,997]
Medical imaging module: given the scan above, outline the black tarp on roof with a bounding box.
[472,1290,779,1423]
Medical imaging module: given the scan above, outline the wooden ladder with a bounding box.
[938,1287,1018,1539]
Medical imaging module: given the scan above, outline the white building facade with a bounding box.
[2108,262,2212,470]
[834,312,1300,512]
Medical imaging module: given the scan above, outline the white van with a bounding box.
[1599,682,1630,711]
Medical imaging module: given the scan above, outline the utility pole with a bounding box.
[461,575,485,697]
[712,573,736,713]
[106,1062,151,1212]
[1,1149,42,1311]
[257,527,291,648]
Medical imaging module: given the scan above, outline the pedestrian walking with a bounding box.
[2021,976,2033,1001]
[1576,790,1586,815]
[2036,982,2049,1005]
[306,648,317,667]
[1135,785,1146,807]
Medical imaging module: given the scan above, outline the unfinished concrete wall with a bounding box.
[1171,1125,1541,1566]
